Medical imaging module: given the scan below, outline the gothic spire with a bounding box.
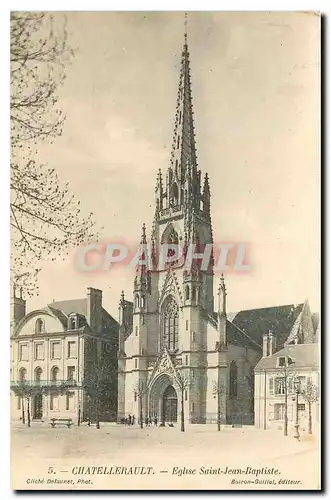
[170,14,198,187]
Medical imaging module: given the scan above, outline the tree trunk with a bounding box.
[181,389,185,432]
[96,394,100,429]
[140,396,143,429]
[308,401,312,434]
[284,390,288,436]
[21,395,25,424]
[27,398,31,427]
[88,399,91,426]
[217,391,221,432]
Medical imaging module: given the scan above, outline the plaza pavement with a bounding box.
[11,422,320,490]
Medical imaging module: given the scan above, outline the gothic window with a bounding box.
[185,286,190,301]
[135,295,140,308]
[170,183,179,206]
[162,225,180,266]
[229,361,238,398]
[141,296,145,308]
[191,287,196,303]
[162,297,179,351]
[35,318,45,334]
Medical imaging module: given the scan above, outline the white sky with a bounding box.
[27,11,320,317]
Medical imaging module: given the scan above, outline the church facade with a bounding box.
[117,34,262,425]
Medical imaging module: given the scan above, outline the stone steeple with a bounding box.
[155,15,202,213]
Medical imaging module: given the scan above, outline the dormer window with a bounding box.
[35,319,45,334]
[68,314,78,330]
[278,357,286,367]
[277,356,293,368]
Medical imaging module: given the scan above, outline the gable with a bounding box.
[15,310,65,337]
[147,346,180,388]
[158,268,183,307]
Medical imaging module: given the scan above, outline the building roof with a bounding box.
[255,343,319,371]
[207,311,261,350]
[230,304,305,350]
[46,299,119,338]
[48,299,87,317]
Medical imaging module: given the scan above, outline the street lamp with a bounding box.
[293,378,300,441]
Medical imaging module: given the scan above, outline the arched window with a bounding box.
[141,296,145,309]
[229,361,238,398]
[35,318,45,334]
[135,295,140,308]
[185,285,190,301]
[170,183,179,206]
[51,366,59,382]
[19,368,27,382]
[35,367,42,383]
[161,225,180,268]
[191,286,196,303]
[162,297,179,351]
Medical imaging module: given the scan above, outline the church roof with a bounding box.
[229,303,307,350]
[255,343,319,371]
[207,311,261,350]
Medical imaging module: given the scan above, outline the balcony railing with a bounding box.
[10,379,81,389]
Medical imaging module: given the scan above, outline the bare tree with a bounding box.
[301,379,319,435]
[133,381,148,429]
[176,369,191,432]
[275,356,298,437]
[212,379,226,431]
[10,12,98,294]
[83,359,112,429]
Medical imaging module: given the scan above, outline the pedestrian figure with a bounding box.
[132,415,135,426]
[128,414,132,426]
[145,416,149,427]
[154,415,158,426]
[149,416,152,426]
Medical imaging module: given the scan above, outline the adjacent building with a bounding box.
[10,287,119,423]
[254,300,320,432]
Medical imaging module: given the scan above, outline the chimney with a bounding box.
[262,332,269,357]
[268,330,276,356]
[86,287,102,334]
[10,285,26,335]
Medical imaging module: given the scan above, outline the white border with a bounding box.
[0,3,326,499]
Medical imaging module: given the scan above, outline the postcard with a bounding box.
[10,11,321,490]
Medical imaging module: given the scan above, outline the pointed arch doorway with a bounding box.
[162,385,178,423]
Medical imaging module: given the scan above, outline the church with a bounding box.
[117,30,262,426]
